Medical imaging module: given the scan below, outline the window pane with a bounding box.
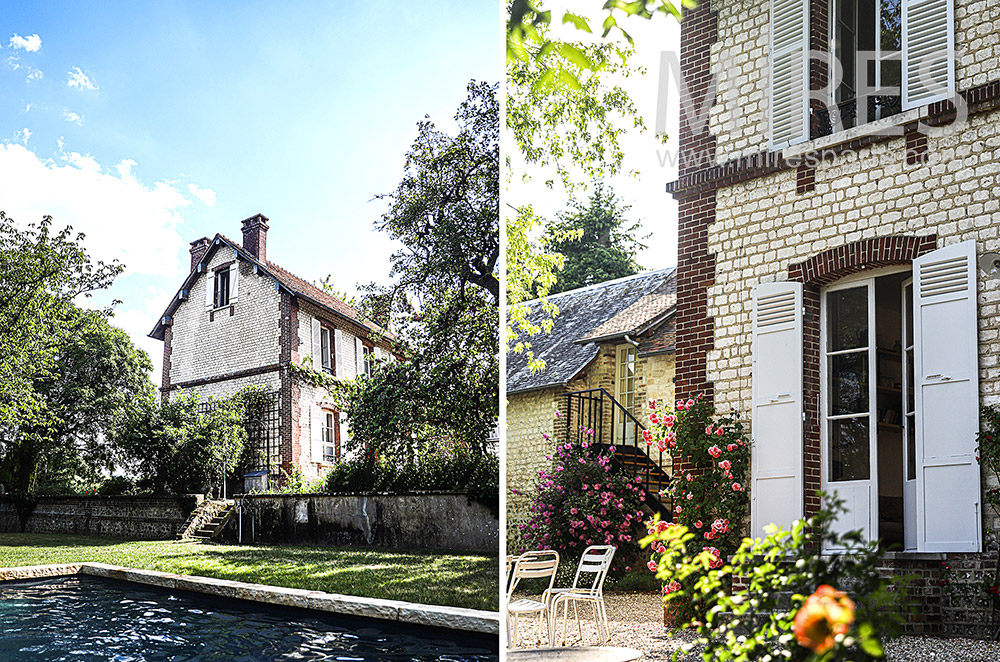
[827,287,868,351]
[829,351,869,415]
[905,348,914,413]
[321,329,331,369]
[830,417,871,481]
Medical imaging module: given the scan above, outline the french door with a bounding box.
[821,279,878,547]
[902,279,917,550]
[614,344,637,444]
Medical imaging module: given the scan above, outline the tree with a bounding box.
[544,183,646,293]
[0,213,123,430]
[0,315,154,493]
[334,81,499,458]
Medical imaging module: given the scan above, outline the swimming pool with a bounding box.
[0,575,498,661]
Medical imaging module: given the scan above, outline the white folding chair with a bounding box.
[505,549,559,648]
[548,545,616,645]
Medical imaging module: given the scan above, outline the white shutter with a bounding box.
[902,0,955,110]
[356,337,365,375]
[311,318,322,367]
[205,271,215,309]
[913,240,980,552]
[334,329,344,377]
[229,262,239,302]
[339,411,351,451]
[751,281,804,539]
[310,405,324,464]
[769,0,809,150]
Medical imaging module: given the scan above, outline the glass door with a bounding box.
[614,344,637,445]
[822,280,878,546]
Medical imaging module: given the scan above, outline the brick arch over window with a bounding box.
[786,234,938,518]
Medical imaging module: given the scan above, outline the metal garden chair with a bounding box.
[547,545,617,645]
[505,549,559,647]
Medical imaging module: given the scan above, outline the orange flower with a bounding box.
[792,585,855,654]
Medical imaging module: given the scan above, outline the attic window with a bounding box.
[213,269,230,308]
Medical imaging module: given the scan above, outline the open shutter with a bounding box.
[229,262,239,302]
[356,338,365,375]
[205,271,215,310]
[751,281,804,539]
[770,0,809,150]
[902,0,955,110]
[333,329,344,377]
[913,240,980,552]
[311,318,322,367]
[310,405,324,464]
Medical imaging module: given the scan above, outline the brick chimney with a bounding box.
[189,237,211,272]
[241,213,270,261]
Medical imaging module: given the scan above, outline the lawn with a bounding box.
[0,533,499,611]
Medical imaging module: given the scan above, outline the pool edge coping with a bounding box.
[0,563,499,635]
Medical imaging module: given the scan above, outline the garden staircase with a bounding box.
[562,388,673,520]
[179,499,234,542]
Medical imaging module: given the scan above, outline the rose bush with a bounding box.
[517,426,649,580]
[643,394,751,610]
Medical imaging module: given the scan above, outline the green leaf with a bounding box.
[858,622,885,657]
[557,43,593,71]
[601,15,618,37]
[561,12,592,33]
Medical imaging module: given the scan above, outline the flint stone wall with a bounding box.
[0,496,198,539]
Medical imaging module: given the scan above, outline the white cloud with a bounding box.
[25,68,42,82]
[0,143,216,389]
[13,128,31,145]
[62,110,84,125]
[187,183,217,206]
[66,66,97,91]
[9,33,41,52]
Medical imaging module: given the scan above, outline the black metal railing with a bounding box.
[563,388,672,518]
[812,95,902,139]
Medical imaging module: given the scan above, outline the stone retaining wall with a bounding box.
[219,492,497,554]
[0,496,199,540]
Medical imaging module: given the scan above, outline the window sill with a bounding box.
[783,106,923,160]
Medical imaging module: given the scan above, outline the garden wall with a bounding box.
[0,496,199,540]
[218,492,497,554]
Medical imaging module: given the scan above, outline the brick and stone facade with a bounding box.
[150,215,395,481]
[669,0,1000,636]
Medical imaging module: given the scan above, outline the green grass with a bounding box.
[0,533,498,611]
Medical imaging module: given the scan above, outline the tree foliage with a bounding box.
[334,81,499,458]
[0,212,123,430]
[113,389,258,496]
[544,182,646,293]
[0,315,154,493]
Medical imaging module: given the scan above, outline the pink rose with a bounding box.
[715,428,724,436]
[650,413,659,424]
[674,505,682,514]
[732,482,744,492]
[719,460,732,471]
[708,446,722,458]
[676,400,685,410]
[694,520,703,529]
[642,429,653,444]
[648,559,658,572]
[705,425,714,435]
[686,492,693,500]
[727,443,737,451]
[686,473,693,482]
[657,439,668,452]
[686,399,695,408]
[648,399,658,410]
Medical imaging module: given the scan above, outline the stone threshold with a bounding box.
[0,563,499,635]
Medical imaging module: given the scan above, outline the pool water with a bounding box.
[0,576,498,661]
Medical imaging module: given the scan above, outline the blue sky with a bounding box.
[0,1,499,386]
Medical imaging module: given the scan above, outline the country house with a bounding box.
[506,268,677,546]
[149,214,395,480]
[667,0,1000,634]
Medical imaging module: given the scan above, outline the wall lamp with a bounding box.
[980,252,1000,280]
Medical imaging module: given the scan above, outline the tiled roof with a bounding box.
[576,286,676,344]
[507,268,676,394]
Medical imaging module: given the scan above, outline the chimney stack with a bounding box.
[241,213,270,261]
[189,237,211,272]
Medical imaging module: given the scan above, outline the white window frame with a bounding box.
[362,345,373,376]
[213,268,230,308]
[818,265,920,550]
[320,327,333,374]
[322,410,338,463]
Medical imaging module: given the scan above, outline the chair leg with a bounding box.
[598,600,609,644]
[575,600,582,642]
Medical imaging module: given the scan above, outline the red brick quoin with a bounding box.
[788,235,937,517]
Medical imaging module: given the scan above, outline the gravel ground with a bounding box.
[508,591,1000,661]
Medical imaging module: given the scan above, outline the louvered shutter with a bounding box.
[334,329,344,377]
[770,0,809,150]
[356,337,366,375]
[902,0,955,110]
[205,271,215,309]
[912,240,980,552]
[751,281,804,539]
[311,319,322,367]
[310,405,324,464]
[229,262,239,302]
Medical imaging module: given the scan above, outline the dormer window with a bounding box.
[206,262,238,311]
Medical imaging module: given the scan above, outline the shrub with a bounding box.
[517,432,648,580]
[642,496,903,662]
